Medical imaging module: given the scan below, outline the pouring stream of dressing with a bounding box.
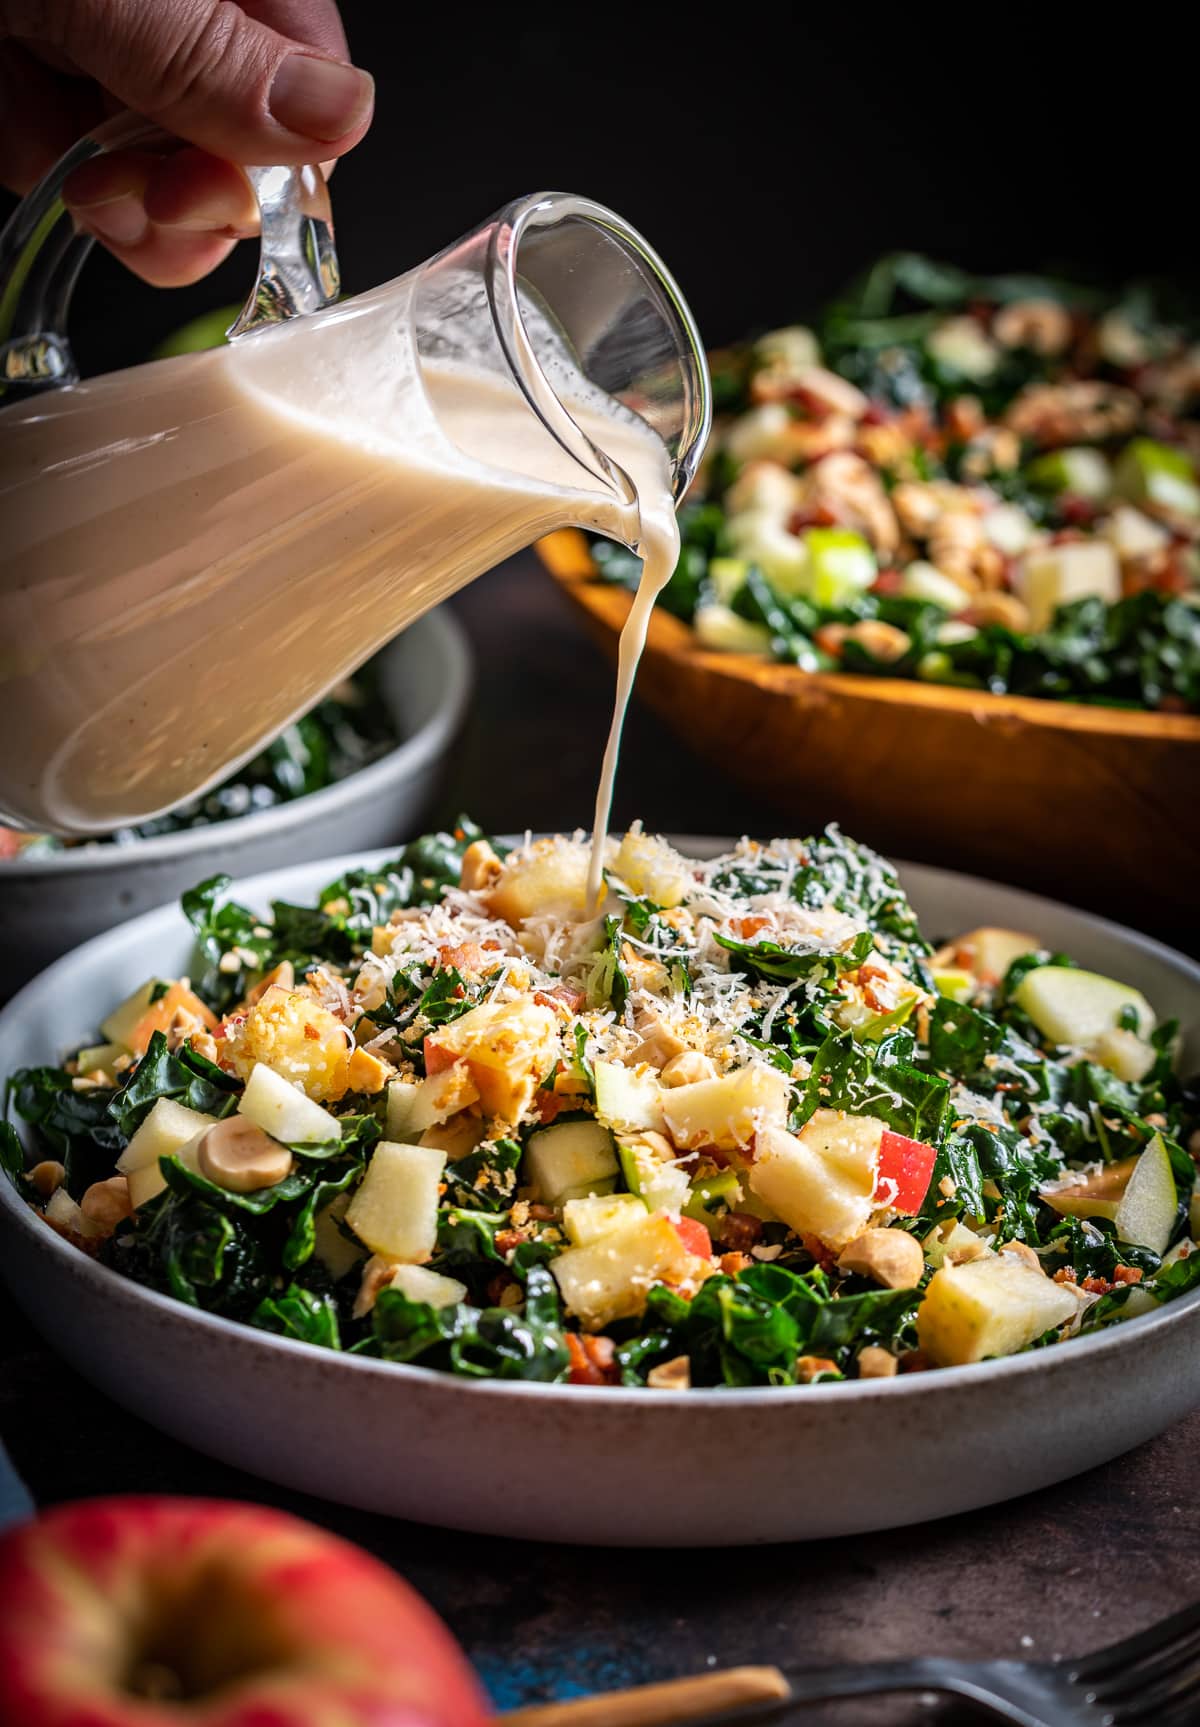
[584,505,680,910]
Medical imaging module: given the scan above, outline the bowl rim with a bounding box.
[1,609,473,876]
[3,836,1199,1410]
[538,533,1200,743]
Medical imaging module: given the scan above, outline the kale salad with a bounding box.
[585,254,1200,712]
[5,822,1197,1389]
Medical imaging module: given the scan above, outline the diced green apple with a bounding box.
[933,966,975,1003]
[551,1213,697,1330]
[922,1218,991,1270]
[661,1063,789,1153]
[525,1119,618,1205]
[748,1114,883,1249]
[312,1192,366,1281]
[725,510,811,595]
[238,1060,342,1144]
[1027,447,1112,499]
[1101,504,1170,560]
[386,1263,468,1307]
[385,1080,420,1142]
[1042,1135,1176,1255]
[616,1138,690,1216]
[101,980,169,1050]
[1013,965,1153,1047]
[683,1169,744,1230]
[593,1060,666,1134]
[693,605,773,655]
[1015,541,1120,631]
[1090,1026,1156,1084]
[803,527,876,608]
[74,1042,125,1075]
[754,324,821,371]
[917,1253,1080,1365]
[1115,438,1200,518]
[1114,1135,1177,1255]
[706,556,752,605]
[116,1097,219,1207]
[900,561,969,611]
[129,1129,210,1210]
[562,1192,649,1247]
[926,315,998,380]
[344,1141,445,1261]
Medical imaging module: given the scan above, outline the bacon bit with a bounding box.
[716,1211,763,1255]
[1053,1266,1079,1286]
[534,983,586,1014]
[302,1024,320,1041]
[1113,1265,1144,1286]
[719,1251,753,1277]
[1059,495,1098,527]
[801,1233,837,1273]
[946,396,985,441]
[1082,1275,1113,1296]
[526,1203,557,1222]
[732,915,772,940]
[494,1230,524,1256]
[796,1356,839,1384]
[869,567,904,596]
[566,1333,620,1386]
[436,941,490,975]
[898,1349,932,1374]
[535,1090,566,1125]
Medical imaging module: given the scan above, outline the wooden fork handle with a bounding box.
[498,1665,792,1727]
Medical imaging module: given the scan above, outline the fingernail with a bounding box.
[77,195,148,248]
[268,55,373,142]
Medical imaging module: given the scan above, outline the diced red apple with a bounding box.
[874,1129,937,1215]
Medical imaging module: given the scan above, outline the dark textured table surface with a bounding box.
[3,551,1197,1724]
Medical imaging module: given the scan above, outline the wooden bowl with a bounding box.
[538,531,1200,936]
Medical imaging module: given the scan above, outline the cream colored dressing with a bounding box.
[0,300,678,864]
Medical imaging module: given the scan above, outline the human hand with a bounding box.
[0,1,373,285]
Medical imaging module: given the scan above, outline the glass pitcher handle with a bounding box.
[0,111,339,396]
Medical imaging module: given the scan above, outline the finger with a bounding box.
[0,39,101,192]
[2,0,374,164]
[57,149,238,286]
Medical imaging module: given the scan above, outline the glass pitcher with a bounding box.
[0,118,709,835]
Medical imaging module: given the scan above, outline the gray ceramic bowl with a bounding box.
[0,610,471,996]
[1,844,1197,1546]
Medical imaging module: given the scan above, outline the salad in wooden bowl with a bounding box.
[540,256,1200,930]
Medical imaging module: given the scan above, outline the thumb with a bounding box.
[7,0,374,162]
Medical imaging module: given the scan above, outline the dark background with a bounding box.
[11,8,1196,377]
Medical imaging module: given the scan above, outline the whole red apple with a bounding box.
[0,1497,492,1727]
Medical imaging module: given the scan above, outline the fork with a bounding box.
[499,1598,1200,1726]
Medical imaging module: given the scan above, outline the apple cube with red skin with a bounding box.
[874,1129,937,1216]
[0,1496,491,1727]
[749,1111,936,1250]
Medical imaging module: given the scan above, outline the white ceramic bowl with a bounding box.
[0,610,472,996]
[1,846,1198,1547]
